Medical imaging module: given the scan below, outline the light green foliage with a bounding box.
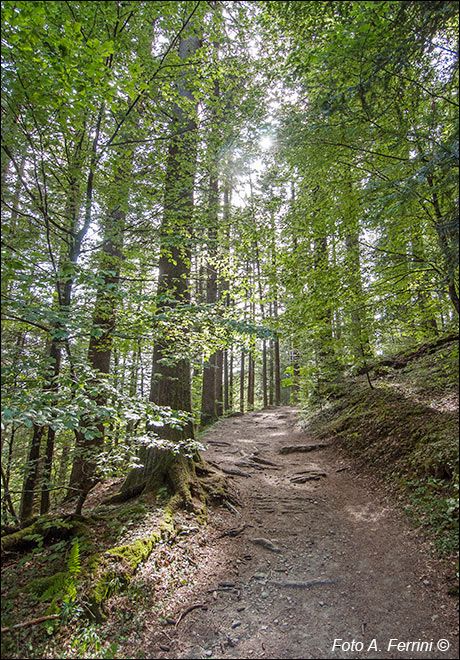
[0,7,458,659]
[0,0,457,588]
[1,0,269,521]
[255,0,459,398]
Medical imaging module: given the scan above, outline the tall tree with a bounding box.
[119,25,205,508]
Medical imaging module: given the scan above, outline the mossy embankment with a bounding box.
[1,455,235,656]
[1,500,171,626]
[301,334,459,555]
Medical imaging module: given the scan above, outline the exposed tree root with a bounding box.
[104,450,238,516]
[83,514,176,622]
[174,603,207,629]
[81,456,237,622]
[84,457,239,622]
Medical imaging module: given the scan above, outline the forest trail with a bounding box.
[152,406,458,660]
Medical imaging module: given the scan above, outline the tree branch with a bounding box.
[2,615,60,634]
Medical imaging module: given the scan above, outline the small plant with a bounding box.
[71,624,103,657]
[47,539,68,561]
[103,575,124,600]
[402,477,459,555]
[102,642,119,659]
[26,537,82,624]
[156,486,169,502]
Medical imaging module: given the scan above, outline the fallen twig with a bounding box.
[268,579,337,588]
[174,603,207,629]
[2,614,60,634]
[160,629,173,642]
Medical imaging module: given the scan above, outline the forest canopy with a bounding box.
[1,0,458,523]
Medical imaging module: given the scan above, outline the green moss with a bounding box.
[303,341,459,555]
[1,516,89,553]
[108,531,162,570]
[24,572,69,599]
[1,524,39,553]
[86,552,102,575]
[84,516,178,622]
[162,511,174,531]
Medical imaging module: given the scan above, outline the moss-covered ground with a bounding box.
[300,335,459,556]
[1,490,201,658]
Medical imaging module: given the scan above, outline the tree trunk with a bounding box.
[229,348,234,411]
[247,353,255,411]
[224,349,229,412]
[68,206,125,505]
[292,351,300,404]
[201,187,219,427]
[274,335,281,406]
[1,425,17,523]
[410,231,439,335]
[201,353,218,427]
[270,213,281,406]
[313,235,338,372]
[273,296,281,406]
[426,176,459,315]
[255,240,267,408]
[222,170,232,414]
[215,349,223,416]
[56,433,72,495]
[200,80,221,427]
[119,33,204,510]
[239,351,245,414]
[19,425,44,521]
[262,340,268,407]
[268,302,274,406]
[39,339,62,514]
[21,138,85,518]
[345,231,372,362]
[1,463,18,524]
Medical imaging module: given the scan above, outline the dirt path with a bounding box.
[135,407,459,659]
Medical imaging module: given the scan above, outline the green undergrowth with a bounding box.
[1,514,90,554]
[84,511,175,623]
[1,492,201,659]
[301,335,459,557]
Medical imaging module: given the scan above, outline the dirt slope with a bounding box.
[155,407,459,660]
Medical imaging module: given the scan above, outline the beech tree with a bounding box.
[117,18,204,506]
[1,0,458,523]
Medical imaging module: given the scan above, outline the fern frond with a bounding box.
[40,574,68,602]
[67,538,81,577]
